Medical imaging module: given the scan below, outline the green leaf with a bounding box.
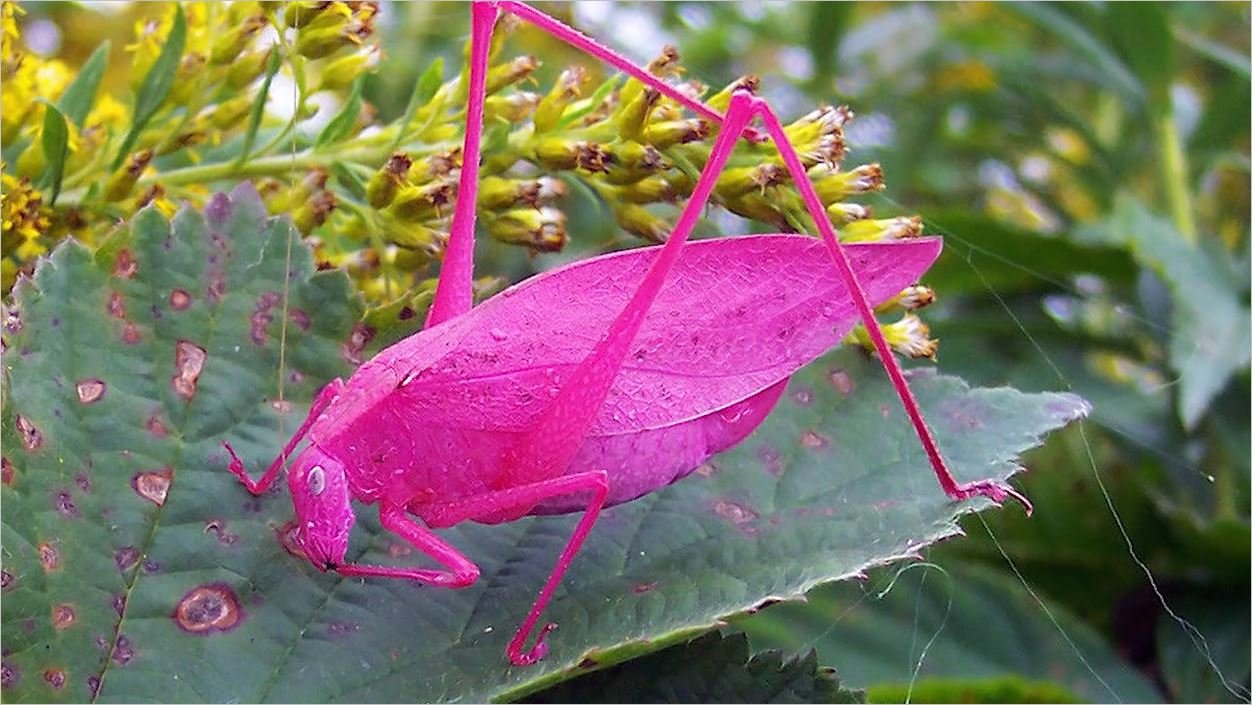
[35,102,70,205]
[738,562,1163,703]
[56,41,110,128]
[1006,3,1143,104]
[315,77,364,150]
[1081,195,1251,429]
[521,633,863,704]
[1174,26,1251,80]
[1104,3,1176,110]
[236,48,283,166]
[869,676,1083,704]
[329,161,368,201]
[388,57,444,153]
[0,193,1087,702]
[920,211,1138,295]
[113,5,186,169]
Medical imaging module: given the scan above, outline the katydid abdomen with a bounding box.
[307,234,941,516]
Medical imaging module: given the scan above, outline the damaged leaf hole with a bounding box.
[172,341,206,399]
[169,289,192,311]
[54,489,79,517]
[173,584,244,635]
[827,368,855,395]
[75,378,106,405]
[16,415,42,451]
[42,668,65,690]
[132,468,173,506]
[204,520,239,545]
[38,542,59,572]
[52,603,76,630]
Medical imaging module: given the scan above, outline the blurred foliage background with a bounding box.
[3,1,1249,703]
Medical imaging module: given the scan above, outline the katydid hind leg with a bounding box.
[416,470,611,666]
[223,377,345,496]
[751,100,1031,513]
[334,502,481,587]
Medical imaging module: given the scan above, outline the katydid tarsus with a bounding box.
[223,0,1030,667]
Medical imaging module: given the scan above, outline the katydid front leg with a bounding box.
[223,377,345,495]
[335,502,481,587]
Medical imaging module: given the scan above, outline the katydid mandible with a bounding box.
[223,0,1029,667]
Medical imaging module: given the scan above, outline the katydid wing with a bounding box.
[225,0,1025,667]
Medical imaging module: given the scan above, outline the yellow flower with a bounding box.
[2,171,50,261]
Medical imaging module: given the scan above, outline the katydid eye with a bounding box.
[308,466,326,496]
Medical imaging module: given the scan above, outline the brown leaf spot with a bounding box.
[3,308,21,334]
[271,400,293,414]
[132,468,173,506]
[75,473,91,492]
[276,520,307,559]
[114,249,137,278]
[757,445,783,475]
[52,603,76,630]
[115,546,139,573]
[173,584,244,635]
[712,499,758,525]
[801,430,829,450]
[122,322,142,344]
[249,291,282,346]
[1,661,16,689]
[203,520,238,545]
[75,378,106,404]
[827,369,855,395]
[87,676,100,697]
[146,415,168,438]
[54,489,78,517]
[172,341,206,399]
[289,308,311,331]
[112,635,134,664]
[792,387,814,406]
[16,415,42,451]
[694,461,717,477]
[632,581,658,594]
[106,291,126,319]
[169,289,192,311]
[342,323,374,365]
[38,542,59,571]
[327,621,358,638]
[2,457,13,486]
[111,594,126,616]
[1,571,13,590]
[387,542,412,559]
[42,668,66,690]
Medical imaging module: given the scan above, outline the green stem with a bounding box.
[1155,112,1197,244]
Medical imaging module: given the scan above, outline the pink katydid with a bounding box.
[223,0,1030,667]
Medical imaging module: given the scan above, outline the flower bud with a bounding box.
[211,13,267,66]
[486,55,539,95]
[613,202,669,243]
[812,163,884,204]
[716,164,785,199]
[410,148,461,180]
[386,181,455,222]
[643,119,709,149]
[366,153,411,209]
[484,91,541,122]
[619,175,680,204]
[385,219,441,254]
[840,216,922,243]
[284,1,335,28]
[296,23,355,60]
[616,87,660,142]
[167,53,208,106]
[104,150,153,202]
[723,191,792,231]
[477,176,566,210]
[707,75,760,113]
[606,142,667,173]
[620,45,680,109]
[533,67,589,134]
[827,202,871,226]
[319,47,380,92]
[844,313,938,360]
[487,207,567,252]
[227,47,275,89]
[209,95,254,131]
[293,190,337,234]
[877,285,936,313]
[534,138,612,173]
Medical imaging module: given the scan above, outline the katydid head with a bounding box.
[288,445,354,571]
